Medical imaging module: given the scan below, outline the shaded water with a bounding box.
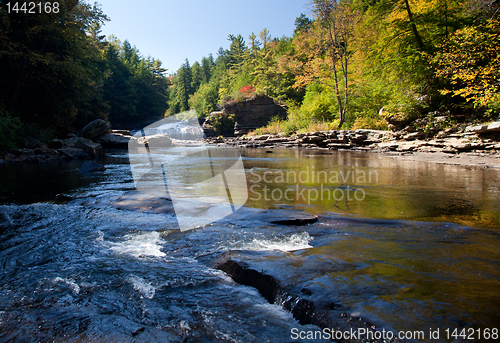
[0,148,499,342]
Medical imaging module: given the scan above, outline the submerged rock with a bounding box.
[236,209,318,225]
[113,191,175,215]
[216,258,398,342]
[79,160,106,174]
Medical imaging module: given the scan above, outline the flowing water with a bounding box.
[0,146,499,342]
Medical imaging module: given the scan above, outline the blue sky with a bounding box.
[96,0,311,74]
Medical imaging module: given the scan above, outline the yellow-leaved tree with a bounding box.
[433,19,500,114]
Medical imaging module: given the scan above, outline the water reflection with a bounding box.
[242,149,500,228]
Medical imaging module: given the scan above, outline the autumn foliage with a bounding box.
[240,85,256,97]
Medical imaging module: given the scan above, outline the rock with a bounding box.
[23,136,43,149]
[217,259,281,304]
[224,95,287,136]
[253,134,270,141]
[466,121,500,134]
[379,105,421,132]
[435,126,459,139]
[80,160,106,174]
[216,257,385,337]
[3,153,16,161]
[378,141,399,151]
[349,131,368,143]
[96,133,134,148]
[216,259,317,325]
[113,191,175,214]
[65,137,103,159]
[487,122,500,132]
[301,135,324,143]
[207,126,500,156]
[236,209,318,226]
[57,147,89,160]
[48,139,64,149]
[442,146,458,154]
[466,124,488,133]
[111,129,131,136]
[79,119,111,140]
[18,149,36,162]
[447,139,485,152]
[396,141,423,152]
[403,131,426,141]
[403,125,417,133]
[327,143,353,150]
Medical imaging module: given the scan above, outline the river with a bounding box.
[0,146,499,342]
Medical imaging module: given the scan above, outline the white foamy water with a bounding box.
[108,231,166,257]
[127,275,156,299]
[238,232,313,252]
[53,277,80,295]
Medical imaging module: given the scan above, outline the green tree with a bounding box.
[0,0,109,133]
[191,61,203,92]
[188,81,220,118]
[294,13,312,34]
[227,34,247,70]
[170,59,193,113]
[200,54,215,84]
[102,44,138,124]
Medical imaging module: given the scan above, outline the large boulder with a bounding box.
[65,137,104,159]
[79,119,111,140]
[221,95,287,136]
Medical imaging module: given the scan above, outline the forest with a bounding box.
[1,0,499,151]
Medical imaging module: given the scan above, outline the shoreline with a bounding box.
[2,124,499,170]
[206,127,500,170]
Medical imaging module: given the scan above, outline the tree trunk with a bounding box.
[403,0,425,51]
[330,53,345,128]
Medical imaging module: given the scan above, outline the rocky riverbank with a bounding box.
[0,119,135,163]
[206,121,500,168]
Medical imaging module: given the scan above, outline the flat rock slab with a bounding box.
[226,207,318,226]
[244,209,318,225]
[466,121,500,133]
[113,191,175,214]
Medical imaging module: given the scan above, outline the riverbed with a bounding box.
[0,148,499,342]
